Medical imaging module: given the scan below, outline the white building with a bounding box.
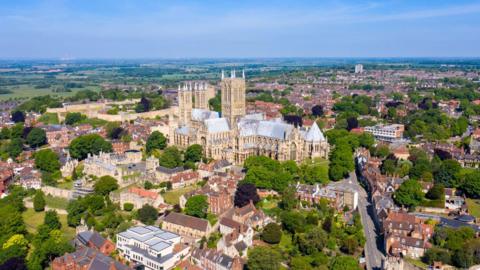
[364,124,404,143]
[355,64,364,74]
[116,226,189,270]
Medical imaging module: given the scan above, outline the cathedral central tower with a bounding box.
[220,70,246,126]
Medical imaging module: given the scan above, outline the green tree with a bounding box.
[33,190,46,212]
[34,149,60,173]
[145,131,167,154]
[281,211,306,234]
[296,227,328,255]
[26,128,47,148]
[460,170,480,198]
[290,257,313,270]
[69,134,112,160]
[94,176,119,196]
[123,203,134,211]
[434,159,461,187]
[247,246,282,270]
[330,256,361,270]
[426,184,445,200]
[393,179,424,208]
[185,195,208,218]
[280,186,298,210]
[159,146,182,168]
[64,112,86,125]
[137,204,158,225]
[184,144,203,163]
[261,223,282,244]
[44,210,61,231]
[7,138,23,158]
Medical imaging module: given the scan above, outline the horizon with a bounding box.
[1,0,480,58]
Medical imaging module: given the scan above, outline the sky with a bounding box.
[0,0,480,59]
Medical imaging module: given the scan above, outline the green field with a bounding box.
[22,208,76,240]
[163,186,197,205]
[0,84,101,101]
[44,195,70,210]
[466,198,480,218]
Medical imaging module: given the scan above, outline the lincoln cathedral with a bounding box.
[171,70,330,165]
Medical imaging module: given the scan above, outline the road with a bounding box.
[349,172,385,270]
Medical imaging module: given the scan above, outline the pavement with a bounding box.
[349,172,385,270]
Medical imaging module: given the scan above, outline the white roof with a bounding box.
[303,122,325,142]
[238,117,294,140]
[192,109,219,122]
[204,118,230,133]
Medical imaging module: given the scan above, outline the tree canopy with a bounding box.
[26,128,47,148]
[69,134,112,160]
[184,195,208,218]
[234,183,260,208]
[94,176,119,196]
[145,131,167,154]
[34,149,60,173]
[393,179,424,208]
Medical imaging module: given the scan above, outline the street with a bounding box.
[349,172,385,270]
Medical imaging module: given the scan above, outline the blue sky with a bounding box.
[0,0,479,58]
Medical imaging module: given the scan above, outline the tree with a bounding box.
[184,144,203,163]
[296,227,328,255]
[426,184,445,200]
[106,124,126,140]
[346,117,358,131]
[290,257,313,270]
[247,246,282,270]
[185,195,208,218]
[64,112,86,125]
[94,176,119,196]
[123,203,134,211]
[461,170,480,198]
[281,211,306,234]
[234,183,260,207]
[311,105,324,117]
[26,128,46,148]
[158,146,182,168]
[11,111,25,123]
[261,223,282,244]
[280,186,298,210]
[44,210,61,231]
[381,159,396,175]
[145,131,167,154]
[394,179,424,208]
[135,96,151,113]
[7,138,23,158]
[69,134,112,160]
[434,159,461,187]
[33,190,46,212]
[330,256,361,270]
[358,132,374,149]
[137,204,158,225]
[34,149,60,173]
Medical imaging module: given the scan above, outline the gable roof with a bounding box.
[304,122,325,142]
[163,212,209,232]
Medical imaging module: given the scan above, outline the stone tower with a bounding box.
[193,82,215,110]
[221,69,246,125]
[178,83,193,125]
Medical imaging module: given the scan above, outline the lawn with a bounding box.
[0,84,100,101]
[404,257,428,269]
[57,181,74,190]
[466,198,480,218]
[163,186,197,205]
[44,195,70,210]
[22,208,76,240]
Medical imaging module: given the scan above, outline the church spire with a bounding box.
[221,70,224,80]
[231,69,236,78]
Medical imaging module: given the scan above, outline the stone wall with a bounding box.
[41,186,73,199]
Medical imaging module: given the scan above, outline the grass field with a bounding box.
[22,208,76,240]
[0,84,101,101]
[163,186,197,205]
[44,195,70,210]
[467,198,480,218]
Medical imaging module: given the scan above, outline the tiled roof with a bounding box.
[163,212,209,232]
